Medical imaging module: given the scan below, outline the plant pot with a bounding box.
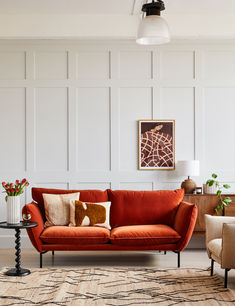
[6,196,21,224]
[203,184,218,194]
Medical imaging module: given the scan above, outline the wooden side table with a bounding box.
[0,221,38,276]
[184,194,235,236]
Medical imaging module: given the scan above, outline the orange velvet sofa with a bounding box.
[22,188,197,268]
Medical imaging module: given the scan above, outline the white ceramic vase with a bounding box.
[203,183,218,194]
[6,196,21,224]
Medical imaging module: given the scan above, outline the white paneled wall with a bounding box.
[76,87,110,171]
[35,87,68,171]
[0,41,235,247]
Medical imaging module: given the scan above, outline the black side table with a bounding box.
[0,221,38,276]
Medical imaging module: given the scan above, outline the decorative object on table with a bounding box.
[205,214,235,288]
[42,192,80,227]
[205,173,231,214]
[1,267,235,305]
[203,183,217,194]
[0,221,38,276]
[136,0,170,45]
[138,120,175,170]
[203,177,218,194]
[2,179,29,224]
[22,213,31,225]
[178,160,200,194]
[193,187,202,194]
[195,187,202,194]
[69,200,111,229]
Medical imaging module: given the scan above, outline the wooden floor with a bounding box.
[0,249,235,292]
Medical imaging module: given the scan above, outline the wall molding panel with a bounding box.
[0,41,235,247]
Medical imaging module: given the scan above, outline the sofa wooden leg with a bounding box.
[40,253,43,268]
[52,250,54,256]
[40,251,47,268]
[211,259,214,276]
[173,251,180,267]
[164,251,167,255]
[177,252,180,268]
[224,268,230,288]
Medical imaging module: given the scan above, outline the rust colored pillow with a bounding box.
[108,189,184,228]
[70,200,111,229]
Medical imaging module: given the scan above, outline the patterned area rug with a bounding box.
[0,267,235,305]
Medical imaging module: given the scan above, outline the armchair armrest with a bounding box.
[174,201,197,252]
[22,202,45,252]
[205,214,235,246]
[221,223,235,269]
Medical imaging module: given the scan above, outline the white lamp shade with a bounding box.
[136,15,170,45]
[178,160,200,177]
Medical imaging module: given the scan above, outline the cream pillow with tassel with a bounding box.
[43,192,80,227]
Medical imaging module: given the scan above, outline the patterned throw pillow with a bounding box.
[43,192,80,227]
[69,200,111,229]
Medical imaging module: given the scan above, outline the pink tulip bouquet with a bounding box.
[2,179,29,201]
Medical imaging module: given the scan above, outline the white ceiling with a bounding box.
[0,0,235,15]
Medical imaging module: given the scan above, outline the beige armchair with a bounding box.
[205,214,235,288]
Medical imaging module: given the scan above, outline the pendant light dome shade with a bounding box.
[136,0,170,45]
[136,15,170,45]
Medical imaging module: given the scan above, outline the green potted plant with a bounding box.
[206,173,232,214]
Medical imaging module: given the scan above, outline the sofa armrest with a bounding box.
[221,223,235,269]
[22,202,44,252]
[174,201,198,252]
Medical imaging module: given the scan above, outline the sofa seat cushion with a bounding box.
[40,226,110,245]
[110,224,181,246]
[207,238,222,259]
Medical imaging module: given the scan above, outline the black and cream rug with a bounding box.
[0,267,235,305]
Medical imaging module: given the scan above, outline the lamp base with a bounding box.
[181,179,196,194]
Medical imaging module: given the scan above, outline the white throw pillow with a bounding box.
[43,192,80,227]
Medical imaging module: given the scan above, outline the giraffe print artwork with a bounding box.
[139,120,175,170]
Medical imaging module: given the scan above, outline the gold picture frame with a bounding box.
[138,120,175,170]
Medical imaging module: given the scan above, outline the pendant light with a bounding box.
[136,0,170,45]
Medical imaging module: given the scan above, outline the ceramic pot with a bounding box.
[6,196,20,224]
[203,183,218,194]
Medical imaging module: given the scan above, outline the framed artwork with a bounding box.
[138,120,175,170]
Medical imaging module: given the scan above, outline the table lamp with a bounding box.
[178,160,200,194]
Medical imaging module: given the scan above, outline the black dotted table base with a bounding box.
[5,268,30,277]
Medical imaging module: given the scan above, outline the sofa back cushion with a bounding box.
[108,189,184,228]
[32,188,108,215]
